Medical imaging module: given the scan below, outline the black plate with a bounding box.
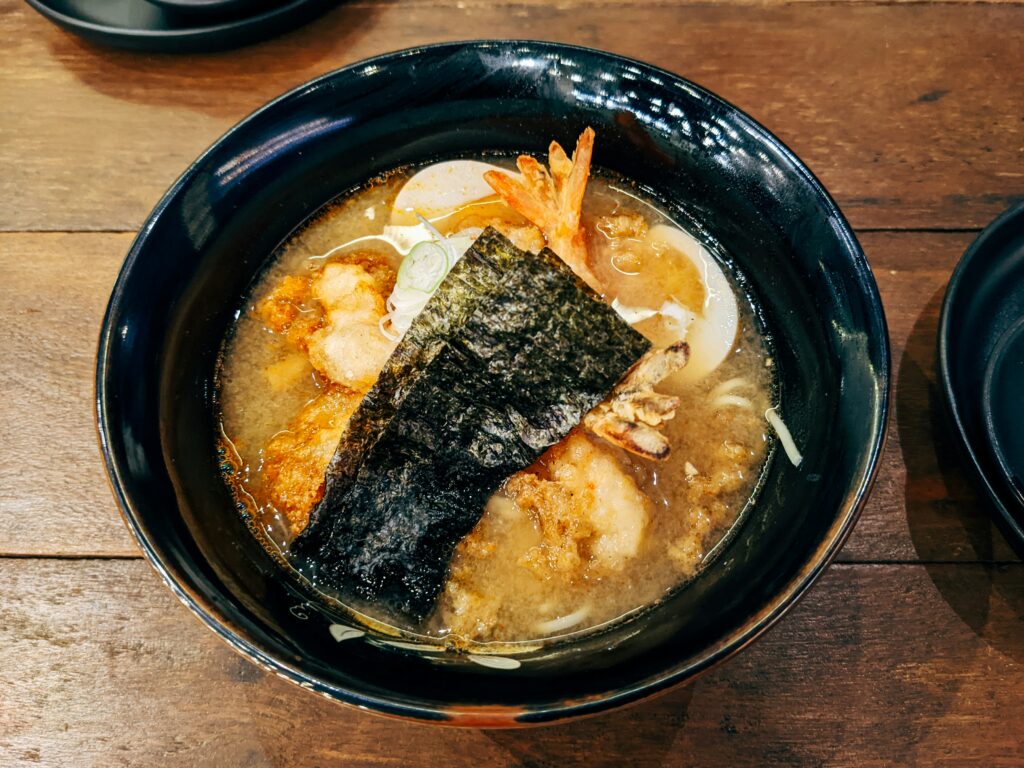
[96,41,890,725]
[939,201,1024,556]
[25,0,331,53]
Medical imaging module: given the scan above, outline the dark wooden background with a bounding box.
[2,0,1023,764]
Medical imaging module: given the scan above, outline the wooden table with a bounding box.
[2,1,1023,764]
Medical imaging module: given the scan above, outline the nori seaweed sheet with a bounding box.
[293,228,651,621]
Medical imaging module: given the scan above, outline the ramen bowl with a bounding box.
[96,41,889,726]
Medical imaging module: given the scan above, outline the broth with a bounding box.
[218,158,775,646]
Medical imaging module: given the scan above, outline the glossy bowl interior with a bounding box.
[97,41,889,725]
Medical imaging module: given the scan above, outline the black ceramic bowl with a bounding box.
[97,41,889,726]
[938,201,1024,555]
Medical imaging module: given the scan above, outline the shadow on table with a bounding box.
[484,685,693,768]
[42,4,374,118]
[898,284,1024,665]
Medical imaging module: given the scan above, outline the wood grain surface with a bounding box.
[1,0,1023,764]
[1,1,1022,232]
[2,231,1017,561]
[2,559,1022,766]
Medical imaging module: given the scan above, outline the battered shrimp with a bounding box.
[512,432,650,575]
[441,434,651,641]
[484,127,601,290]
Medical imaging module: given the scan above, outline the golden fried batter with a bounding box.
[595,211,647,240]
[254,274,322,350]
[504,433,649,578]
[337,250,397,296]
[441,435,651,641]
[262,386,361,534]
[507,472,595,575]
[484,219,546,254]
[253,250,395,354]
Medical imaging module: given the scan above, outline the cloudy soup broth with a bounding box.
[218,146,777,648]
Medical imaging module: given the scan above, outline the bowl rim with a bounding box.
[982,316,1024,508]
[96,39,891,726]
[25,0,326,41]
[937,200,1024,552]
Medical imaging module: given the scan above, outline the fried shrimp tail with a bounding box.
[483,127,601,291]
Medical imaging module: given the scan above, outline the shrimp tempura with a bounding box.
[484,127,601,291]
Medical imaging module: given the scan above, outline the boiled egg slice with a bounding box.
[385,160,519,254]
[646,224,739,382]
[390,160,514,226]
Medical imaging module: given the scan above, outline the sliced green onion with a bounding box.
[397,241,449,293]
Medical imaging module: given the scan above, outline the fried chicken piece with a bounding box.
[441,437,651,640]
[262,386,361,535]
[666,503,719,577]
[440,494,522,640]
[484,127,602,291]
[254,274,322,350]
[687,441,757,497]
[306,256,397,391]
[440,563,503,640]
[263,353,311,392]
[254,250,395,358]
[508,472,594,575]
[584,341,690,460]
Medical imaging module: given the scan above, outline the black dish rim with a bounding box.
[148,0,278,12]
[95,40,891,725]
[938,200,1024,553]
[24,0,332,52]
[983,316,1024,509]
